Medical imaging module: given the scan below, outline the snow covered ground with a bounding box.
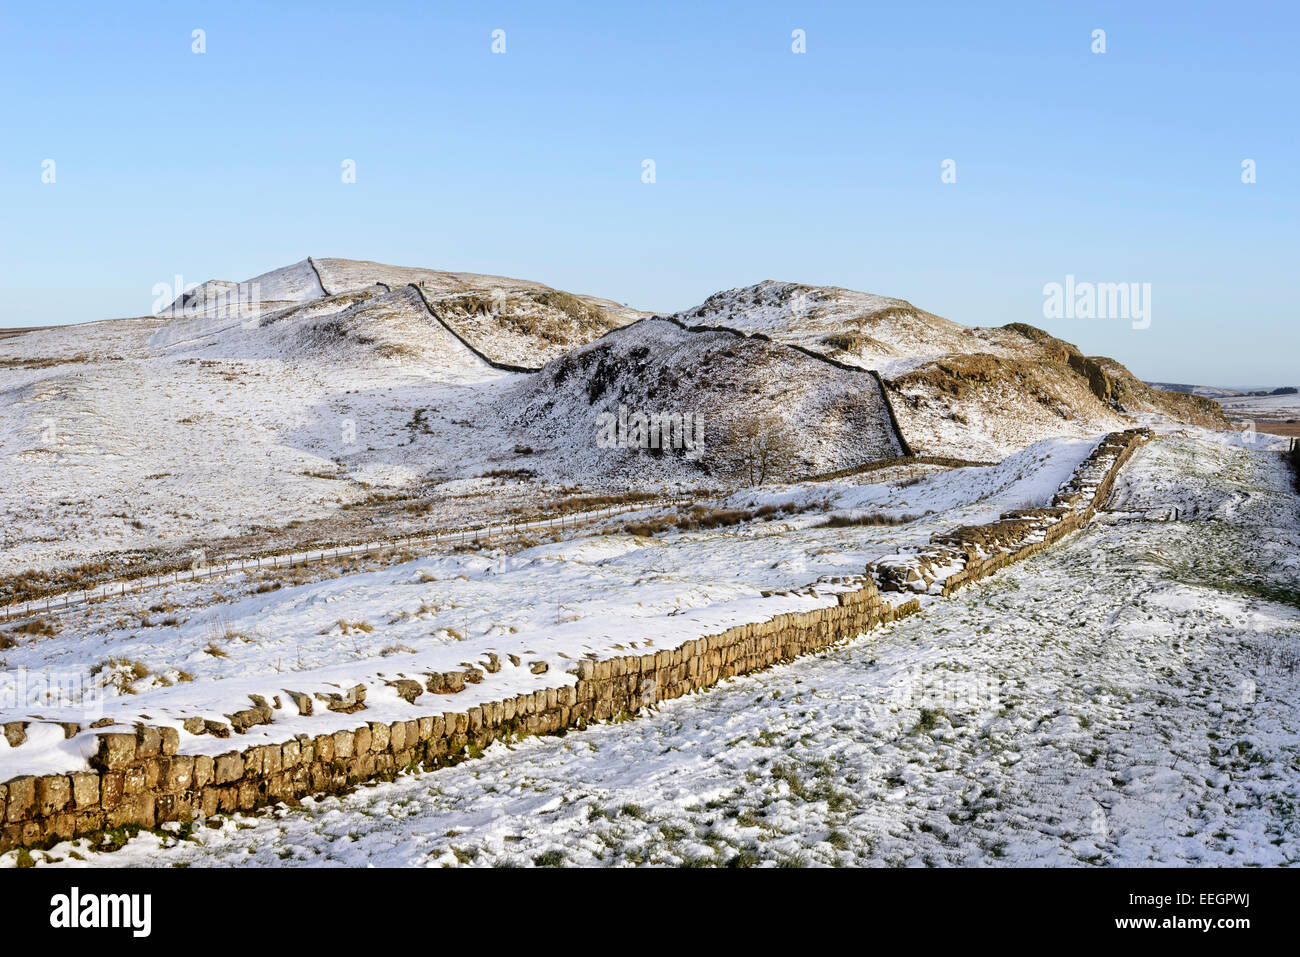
[0,436,1097,779]
[0,259,651,581]
[10,430,1298,867]
[1217,392,1300,423]
[0,260,1227,582]
[0,307,529,578]
[1,257,1287,867]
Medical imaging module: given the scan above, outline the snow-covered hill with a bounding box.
[162,257,645,368]
[0,256,655,578]
[669,282,1227,459]
[0,259,1235,579]
[1147,382,1245,399]
[676,280,974,374]
[496,318,905,484]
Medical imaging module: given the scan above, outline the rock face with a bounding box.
[1001,325,1226,430]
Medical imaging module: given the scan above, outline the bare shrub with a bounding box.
[725,414,798,486]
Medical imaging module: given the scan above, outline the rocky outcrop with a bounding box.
[1002,325,1227,429]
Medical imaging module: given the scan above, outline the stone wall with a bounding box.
[0,429,1150,854]
[0,588,918,853]
[870,428,1150,595]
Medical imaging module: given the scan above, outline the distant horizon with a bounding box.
[2,1,1296,384]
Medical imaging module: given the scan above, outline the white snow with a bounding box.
[13,433,1297,868]
[1,258,1289,868]
[0,436,1102,780]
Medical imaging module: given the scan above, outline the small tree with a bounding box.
[728,414,797,486]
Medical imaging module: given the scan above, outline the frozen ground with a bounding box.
[0,259,643,579]
[0,436,1096,778]
[13,432,1299,867]
[1218,393,1300,422]
[0,309,528,578]
[0,260,1224,580]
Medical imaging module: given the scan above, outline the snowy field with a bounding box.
[12,431,1299,867]
[0,436,1096,779]
[0,311,529,578]
[1217,393,1300,423]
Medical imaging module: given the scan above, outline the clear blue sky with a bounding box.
[1,1,1295,385]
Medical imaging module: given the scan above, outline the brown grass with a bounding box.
[7,618,57,637]
[820,513,919,528]
[89,658,152,694]
[623,501,815,537]
[1252,422,1300,437]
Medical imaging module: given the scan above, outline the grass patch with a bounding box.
[88,658,152,695]
[820,513,919,528]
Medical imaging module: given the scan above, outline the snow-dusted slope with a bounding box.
[1147,382,1246,398]
[160,257,645,368]
[1217,392,1300,421]
[496,318,905,483]
[313,258,647,366]
[0,302,527,577]
[0,259,1237,579]
[154,284,495,376]
[3,258,628,577]
[159,258,326,323]
[669,282,1227,459]
[675,280,976,373]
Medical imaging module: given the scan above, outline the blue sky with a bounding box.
[1,1,1295,385]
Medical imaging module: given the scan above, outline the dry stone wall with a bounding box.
[869,428,1150,595]
[0,429,1150,853]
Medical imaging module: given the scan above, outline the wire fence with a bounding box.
[0,497,693,624]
